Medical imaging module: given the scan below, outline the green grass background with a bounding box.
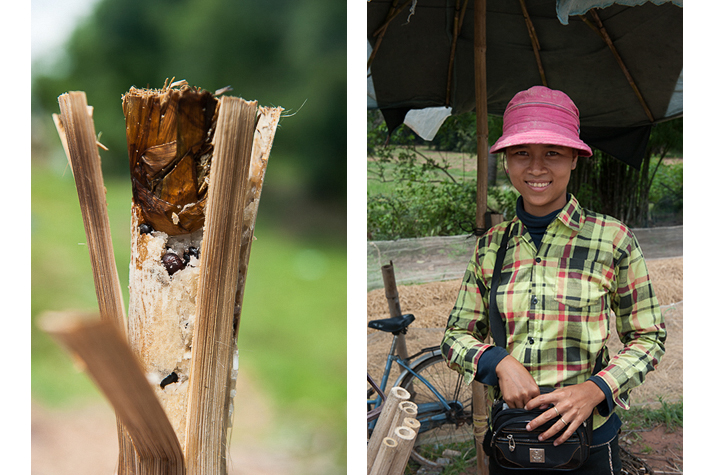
[31,163,346,467]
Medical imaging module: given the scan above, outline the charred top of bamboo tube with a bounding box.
[123,80,219,235]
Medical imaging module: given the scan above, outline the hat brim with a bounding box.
[490,130,592,157]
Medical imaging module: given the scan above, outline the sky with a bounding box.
[31,0,99,62]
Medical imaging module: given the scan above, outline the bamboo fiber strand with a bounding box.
[40,312,184,474]
[55,92,127,334]
[184,96,258,474]
[232,106,283,341]
[367,386,410,473]
[55,91,137,473]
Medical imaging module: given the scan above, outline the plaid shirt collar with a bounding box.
[511,193,584,236]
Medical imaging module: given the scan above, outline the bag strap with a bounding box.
[489,223,513,348]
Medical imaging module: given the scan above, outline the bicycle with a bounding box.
[367,313,475,467]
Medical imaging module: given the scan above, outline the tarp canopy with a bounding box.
[367,0,683,168]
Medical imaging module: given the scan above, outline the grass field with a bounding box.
[31,163,347,465]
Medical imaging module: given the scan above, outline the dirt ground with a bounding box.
[31,370,340,475]
[368,257,683,474]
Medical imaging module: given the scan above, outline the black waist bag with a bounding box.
[483,398,593,471]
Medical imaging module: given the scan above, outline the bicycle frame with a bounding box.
[368,334,454,433]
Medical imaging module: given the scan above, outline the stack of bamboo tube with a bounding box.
[367,387,421,475]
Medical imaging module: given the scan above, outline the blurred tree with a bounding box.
[32,0,346,203]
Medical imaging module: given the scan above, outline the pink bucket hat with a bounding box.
[490,86,592,157]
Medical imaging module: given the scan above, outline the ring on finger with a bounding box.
[553,406,560,417]
[560,417,568,425]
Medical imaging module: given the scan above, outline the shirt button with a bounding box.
[535,257,542,263]
[531,296,539,305]
[528,337,535,344]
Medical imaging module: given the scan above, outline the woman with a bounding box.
[440,86,666,474]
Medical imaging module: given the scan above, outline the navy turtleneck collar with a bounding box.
[515,194,569,249]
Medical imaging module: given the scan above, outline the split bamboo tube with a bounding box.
[369,437,398,475]
[367,386,410,472]
[389,426,418,475]
[51,82,281,475]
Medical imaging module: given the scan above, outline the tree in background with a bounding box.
[32,0,346,208]
[568,118,683,227]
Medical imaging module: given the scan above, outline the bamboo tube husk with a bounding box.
[389,426,417,475]
[55,92,127,333]
[55,91,136,472]
[367,386,410,473]
[40,311,184,474]
[386,400,418,439]
[223,106,282,434]
[183,96,258,474]
[369,437,398,475]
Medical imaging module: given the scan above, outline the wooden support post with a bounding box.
[381,262,409,365]
[473,380,489,475]
[474,0,489,235]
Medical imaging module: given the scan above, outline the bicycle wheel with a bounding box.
[399,352,475,467]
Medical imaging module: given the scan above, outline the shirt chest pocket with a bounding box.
[554,258,613,309]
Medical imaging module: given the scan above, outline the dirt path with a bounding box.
[31,370,340,475]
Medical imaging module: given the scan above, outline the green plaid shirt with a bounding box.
[441,195,666,425]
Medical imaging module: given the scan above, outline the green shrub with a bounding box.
[367,179,478,240]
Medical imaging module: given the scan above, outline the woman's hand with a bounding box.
[496,355,540,408]
[524,381,605,446]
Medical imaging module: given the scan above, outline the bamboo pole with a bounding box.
[474,0,489,235]
[519,0,547,86]
[473,380,489,475]
[367,386,410,473]
[368,0,402,70]
[370,437,398,475]
[389,426,418,475]
[184,96,258,474]
[386,401,418,440]
[586,8,654,122]
[401,416,421,434]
